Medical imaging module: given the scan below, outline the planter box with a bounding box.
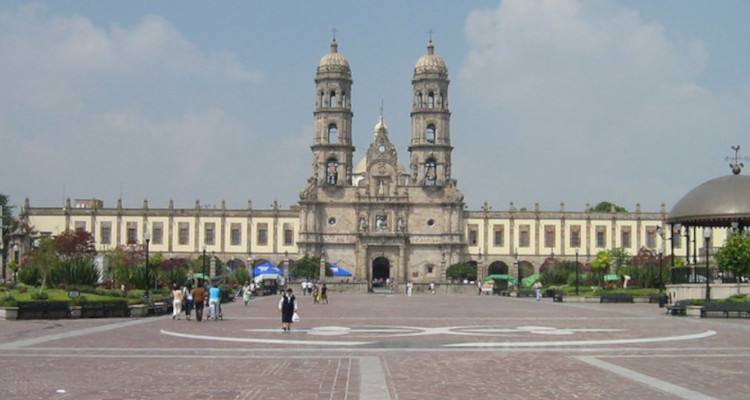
[68,306,82,318]
[129,304,148,317]
[0,307,19,320]
[686,305,702,318]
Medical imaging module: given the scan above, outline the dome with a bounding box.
[668,174,750,227]
[317,40,350,72]
[414,41,447,75]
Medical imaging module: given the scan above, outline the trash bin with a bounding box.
[657,293,668,308]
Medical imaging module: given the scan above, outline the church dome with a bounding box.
[414,41,447,75]
[318,40,350,74]
[668,174,750,227]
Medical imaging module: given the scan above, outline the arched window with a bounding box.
[418,93,423,108]
[428,92,435,109]
[439,94,444,108]
[329,91,337,108]
[326,159,338,185]
[328,124,338,143]
[425,159,437,186]
[341,92,347,108]
[319,91,325,108]
[426,124,436,144]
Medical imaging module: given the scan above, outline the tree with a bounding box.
[446,263,477,281]
[292,255,331,279]
[53,230,97,259]
[715,231,750,293]
[591,201,628,213]
[22,238,59,289]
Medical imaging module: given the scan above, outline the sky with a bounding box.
[1,0,749,214]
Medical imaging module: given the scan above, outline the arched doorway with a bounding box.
[372,256,390,286]
[488,261,509,275]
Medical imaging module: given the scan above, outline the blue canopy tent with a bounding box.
[330,264,353,277]
[253,261,283,276]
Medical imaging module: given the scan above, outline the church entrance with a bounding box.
[372,256,390,287]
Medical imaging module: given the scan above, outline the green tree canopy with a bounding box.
[715,231,750,291]
[591,201,628,213]
[446,263,477,281]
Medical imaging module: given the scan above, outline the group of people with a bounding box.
[300,280,328,304]
[170,281,222,321]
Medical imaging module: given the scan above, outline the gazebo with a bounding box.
[667,149,750,300]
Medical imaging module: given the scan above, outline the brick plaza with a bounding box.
[1,292,748,400]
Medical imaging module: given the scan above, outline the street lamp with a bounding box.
[514,253,520,289]
[202,245,207,284]
[144,230,151,301]
[575,247,580,296]
[704,227,712,303]
[658,246,664,294]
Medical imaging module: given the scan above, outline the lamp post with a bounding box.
[144,230,151,301]
[202,245,207,284]
[575,247,580,296]
[704,227,712,303]
[658,246,664,293]
[12,243,19,283]
[514,253,520,289]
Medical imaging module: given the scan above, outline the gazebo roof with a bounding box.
[668,174,750,227]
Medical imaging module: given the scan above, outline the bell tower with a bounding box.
[312,39,354,186]
[409,40,452,187]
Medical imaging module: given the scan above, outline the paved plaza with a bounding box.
[1,292,749,400]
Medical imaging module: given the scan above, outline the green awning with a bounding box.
[482,274,518,284]
[521,274,540,288]
[604,274,620,282]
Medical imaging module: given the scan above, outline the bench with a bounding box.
[552,291,564,302]
[700,302,750,318]
[517,290,535,297]
[148,302,171,316]
[649,293,668,304]
[16,301,70,319]
[666,300,690,316]
[600,293,634,303]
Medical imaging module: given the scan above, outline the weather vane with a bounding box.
[726,145,749,175]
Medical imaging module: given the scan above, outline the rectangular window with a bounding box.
[283,223,294,246]
[178,222,189,245]
[74,221,86,232]
[645,226,657,248]
[257,223,268,246]
[204,222,215,245]
[621,227,632,248]
[152,222,163,245]
[100,222,111,245]
[230,223,242,246]
[468,224,478,245]
[544,225,555,248]
[127,222,138,244]
[493,225,505,247]
[596,225,606,248]
[673,230,682,249]
[519,224,530,248]
[570,225,581,248]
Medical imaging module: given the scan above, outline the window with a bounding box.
[493,225,505,247]
[329,90,337,107]
[326,159,338,185]
[283,223,294,246]
[230,223,241,246]
[204,222,215,246]
[426,264,435,274]
[519,225,530,248]
[426,124,436,143]
[428,92,435,108]
[127,222,137,244]
[418,93,423,108]
[257,223,268,246]
[468,225,478,245]
[672,230,682,249]
[645,227,656,248]
[621,227,632,248]
[152,222,163,245]
[178,222,189,245]
[100,222,111,245]
[544,225,556,248]
[596,225,606,248]
[570,225,581,248]
[425,159,436,186]
[328,124,337,143]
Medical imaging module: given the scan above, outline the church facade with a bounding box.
[20,40,698,284]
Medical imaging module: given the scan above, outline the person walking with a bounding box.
[312,283,319,304]
[192,283,206,322]
[278,288,298,332]
[208,284,221,320]
[183,283,194,320]
[407,281,414,296]
[533,281,543,301]
[171,284,184,320]
[320,283,328,304]
[242,281,252,306]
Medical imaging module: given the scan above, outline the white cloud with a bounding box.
[454,0,744,210]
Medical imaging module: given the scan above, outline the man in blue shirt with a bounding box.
[208,284,221,320]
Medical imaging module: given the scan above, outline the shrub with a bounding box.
[30,291,49,300]
[0,294,17,307]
